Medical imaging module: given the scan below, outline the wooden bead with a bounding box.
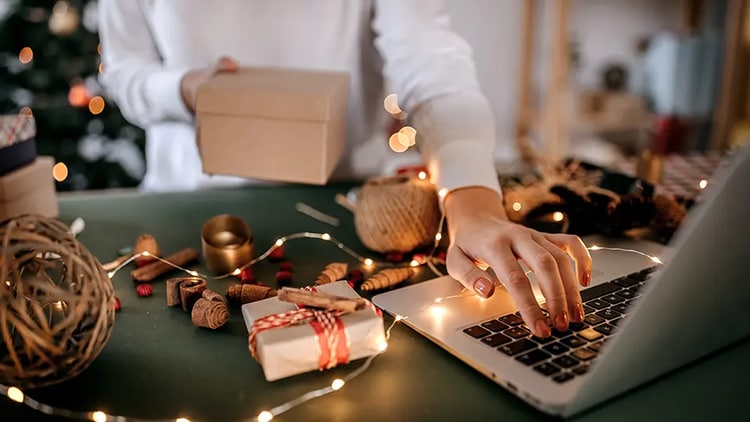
[360,267,416,292]
[315,262,348,285]
[136,283,153,297]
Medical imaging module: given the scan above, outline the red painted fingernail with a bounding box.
[573,303,585,323]
[535,319,551,338]
[582,271,591,286]
[555,311,569,330]
[473,278,495,298]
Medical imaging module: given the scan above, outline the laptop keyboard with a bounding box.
[461,267,657,384]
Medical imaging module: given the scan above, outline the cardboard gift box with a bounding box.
[0,156,58,222]
[241,281,386,381]
[196,67,349,185]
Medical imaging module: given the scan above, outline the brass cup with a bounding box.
[201,214,254,275]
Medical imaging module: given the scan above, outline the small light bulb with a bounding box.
[176,418,191,422]
[650,256,663,265]
[430,305,447,318]
[699,179,708,190]
[438,188,449,199]
[434,297,443,303]
[552,211,565,222]
[257,410,274,422]
[188,270,199,277]
[417,171,427,180]
[394,315,405,322]
[321,233,331,241]
[91,411,107,422]
[275,239,284,247]
[435,233,442,241]
[141,251,150,257]
[107,272,115,279]
[232,268,242,276]
[7,387,24,403]
[363,258,374,267]
[409,259,420,267]
[512,202,522,212]
[377,340,388,352]
[331,378,345,391]
[589,245,601,251]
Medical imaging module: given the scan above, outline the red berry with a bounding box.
[136,283,153,298]
[269,245,285,262]
[386,252,404,263]
[238,268,255,283]
[275,271,293,286]
[278,261,293,272]
[114,297,121,311]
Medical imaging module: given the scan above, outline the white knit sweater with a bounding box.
[99,0,501,194]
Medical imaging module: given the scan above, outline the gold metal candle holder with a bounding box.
[201,214,254,275]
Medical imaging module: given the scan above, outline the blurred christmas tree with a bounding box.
[0,0,145,191]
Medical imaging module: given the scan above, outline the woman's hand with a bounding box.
[443,187,592,338]
[180,56,239,112]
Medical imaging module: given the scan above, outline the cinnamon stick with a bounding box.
[277,287,366,313]
[131,248,199,284]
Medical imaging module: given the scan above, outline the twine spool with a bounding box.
[0,215,115,388]
[354,176,440,253]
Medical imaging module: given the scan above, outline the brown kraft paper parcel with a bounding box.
[195,67,349,185]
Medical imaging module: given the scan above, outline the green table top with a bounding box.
[2,184,748,421]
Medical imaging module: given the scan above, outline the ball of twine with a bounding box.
[0,215,115,389]
[354,176,441,253]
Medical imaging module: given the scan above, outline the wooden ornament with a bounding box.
[226,284,277,304]
[360,267,416,292]
[166,277,207,311]
[191,290,229,330]
[134,233,161,267]
[315,262,348,285]
[0,215,115,388]
[354,176,440,253]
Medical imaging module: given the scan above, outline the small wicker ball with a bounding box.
[0,215,115,389]
[354,176,440,253]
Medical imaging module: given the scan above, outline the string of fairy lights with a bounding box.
[1,227,665,422]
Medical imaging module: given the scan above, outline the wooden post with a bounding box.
[544,0,571,169]
[711,0,749,150]
[515,0,537,163]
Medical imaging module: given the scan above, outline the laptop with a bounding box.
[372,147,750,417]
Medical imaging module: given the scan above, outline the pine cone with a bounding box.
[315,262,348,285]
[226,284,277,304]
[360,267,416,292]
[134,234,161,267]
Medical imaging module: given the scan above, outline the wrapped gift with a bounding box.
[196,67,349,185]
[241,281,385,381]
[0,111,37,177]
[0,156,58,222]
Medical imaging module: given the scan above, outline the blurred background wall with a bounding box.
[0,0,741,191]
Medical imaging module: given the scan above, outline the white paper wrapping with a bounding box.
[241,281,386,381]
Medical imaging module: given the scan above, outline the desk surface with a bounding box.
[2,185,748,421]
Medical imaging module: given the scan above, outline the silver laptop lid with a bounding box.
[568,147,750,416]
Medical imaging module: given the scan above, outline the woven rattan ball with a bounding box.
[0,215,115,389]
[354,176,440,253]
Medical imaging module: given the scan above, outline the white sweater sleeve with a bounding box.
[372,0,501,196]
[98,0,193,127]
